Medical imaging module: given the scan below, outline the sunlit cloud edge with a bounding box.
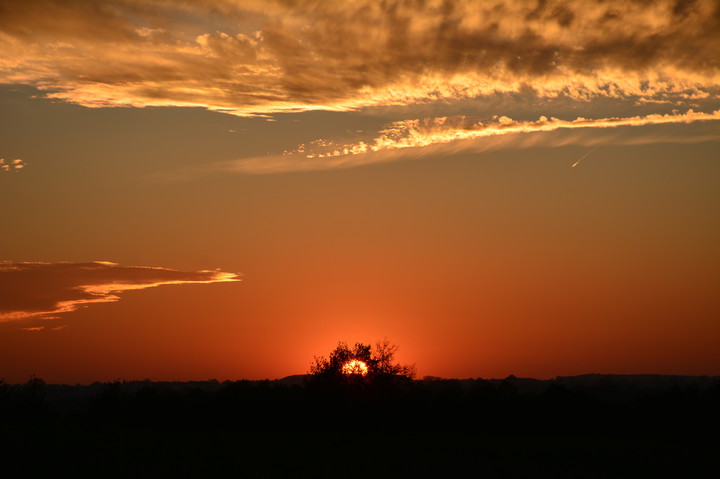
[214,109,720,175]
[0,261,242,323]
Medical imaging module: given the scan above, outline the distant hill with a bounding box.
[416,373,720,393]
[273,374,307,387]
[6,373,717,392]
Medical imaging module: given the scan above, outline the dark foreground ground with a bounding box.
[2,374,718,478]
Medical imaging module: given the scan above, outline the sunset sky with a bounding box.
[1,0,718,384]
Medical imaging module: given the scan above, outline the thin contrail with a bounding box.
[572,147,597,167]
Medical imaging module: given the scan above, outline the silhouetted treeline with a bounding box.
[2,374,719,433]
[1,375,718,477]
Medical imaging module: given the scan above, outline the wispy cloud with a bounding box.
[0,158,25,172]
[296,109,720,157]
[219,109,720,174]
[20,324,67,332]
[0,0,717,116]
[0,261,241,323]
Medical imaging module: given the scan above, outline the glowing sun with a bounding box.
[342,359,369,376]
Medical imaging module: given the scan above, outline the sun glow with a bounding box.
[342,360,369,376]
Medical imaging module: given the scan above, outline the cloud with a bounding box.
[0,261,241,322]
[219,109,720,174]
[20,324,67,332]
[0,158,26,172]
[0,0,718,116]
[298,109,720,157]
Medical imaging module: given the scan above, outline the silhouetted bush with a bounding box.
[306,340,415,399]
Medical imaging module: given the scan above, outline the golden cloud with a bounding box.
[0,0,717,116]
[300,109,720,157]
[0,261,241,322]
[220,109,720,174]
[0,158,25,172]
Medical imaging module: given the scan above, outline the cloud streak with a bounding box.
[220,109,720,174]
[0,0,718,116]
[0,261,241,322]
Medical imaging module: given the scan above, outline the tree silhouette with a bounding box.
[372,339,415,378]
[308,339,415,389]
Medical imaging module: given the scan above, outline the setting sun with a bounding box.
[342,360,369,376]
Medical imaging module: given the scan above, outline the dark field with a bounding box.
[2,375,717,477]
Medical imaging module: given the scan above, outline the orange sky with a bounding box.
[1,0,719,383]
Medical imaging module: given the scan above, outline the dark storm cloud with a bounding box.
[0,261,241,322]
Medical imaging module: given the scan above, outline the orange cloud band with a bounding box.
[302,109,720,157]
[221,109,720,174]
[0,261,241,323]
